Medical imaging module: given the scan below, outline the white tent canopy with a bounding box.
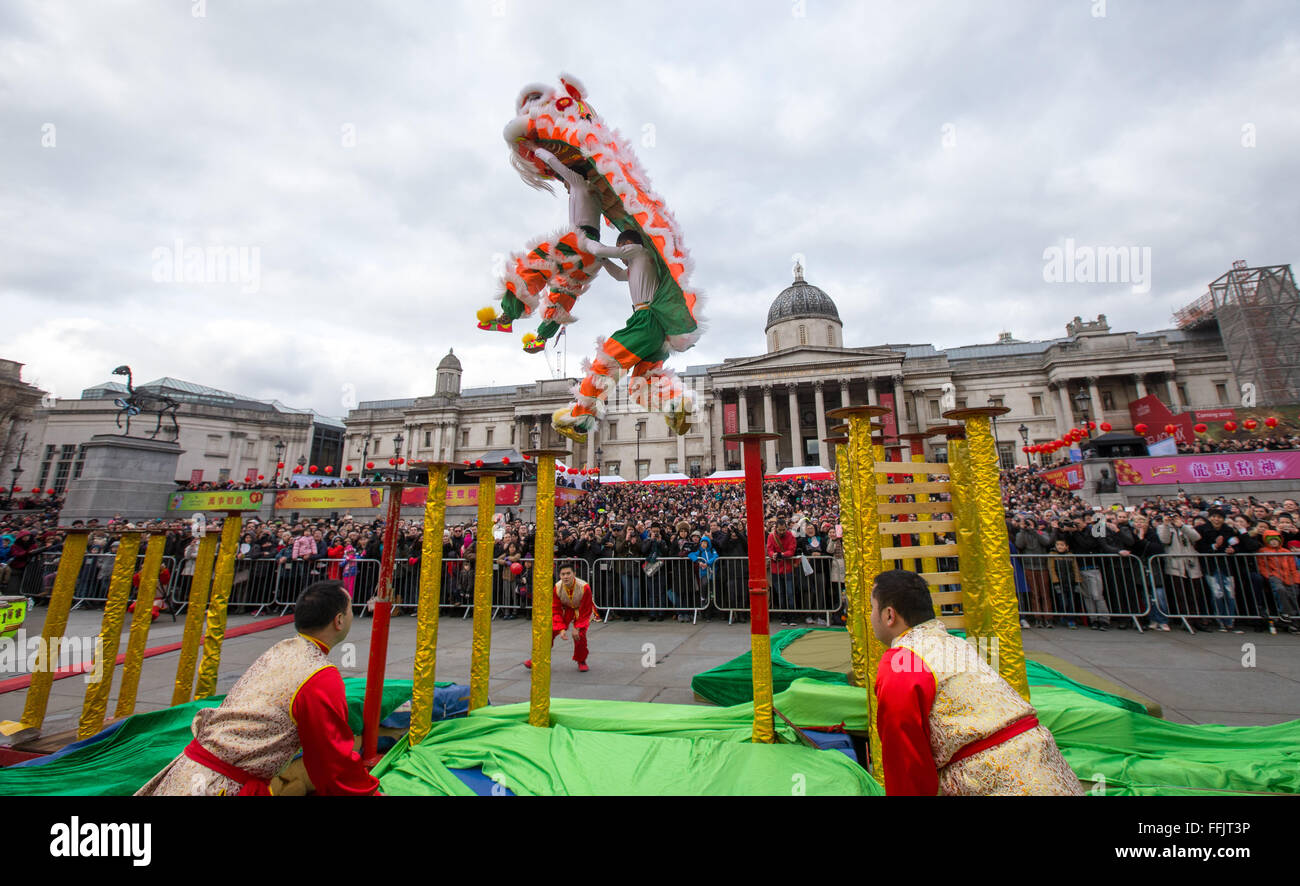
[773,466,834,477]
[704,469,746,480]
[640,472,691,483]
[598,475,629,483]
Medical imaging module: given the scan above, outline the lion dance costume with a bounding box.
[477,74,704,444]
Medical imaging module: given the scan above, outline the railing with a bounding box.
[1011,552,1151,629]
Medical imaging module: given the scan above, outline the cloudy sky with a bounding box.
[3,0,1297,416]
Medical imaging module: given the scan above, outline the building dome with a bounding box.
[765,264,841,331]
[437,349,462,371]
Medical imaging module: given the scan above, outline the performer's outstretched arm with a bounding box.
[602,258,628,282]
[534,147,586,190]
[576,231,640,262]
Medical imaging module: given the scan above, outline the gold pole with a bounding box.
[525,449,568,727]
[114,533,166,718]
[829,436,867,689]
[3,531,89,735]
[171,532,218,705]
[827,406,889,783]
[947,408,1030,700]
[410,464,450,746]
[467,470,507,711]
[947,434,985,626]
[77,532,142,740]
[194,514,243,700]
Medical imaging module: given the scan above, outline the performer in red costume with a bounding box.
[136,581,379,796]
[525,563,597,673]
[869,569,1082,796]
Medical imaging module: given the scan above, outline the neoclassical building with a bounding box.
[344,268,1238,479]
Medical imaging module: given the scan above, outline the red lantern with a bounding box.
[388,458,396,466]
[1087,421,1096,431]
[309,465,318,474]
[257,474,265,481]
[1265,417,1278,428]
[1021,446,1030,453]
[11,487,20,493]
[464,460,471,466]
[1134,423,1148,435]
[501,457,510,464]
[408,557,417,565]
[1224,421,1237,432]
[345,465,354,472]
[1243,419,1257,431]
[1100,422,1112,432]
[397,458,405,465]
[46,488,54,495]
[1194,423,1207,434]
[473,459,483,468]
[366,462,375,469]
[1164,424,1177,435]
[276,462,285,469]
[293,465,302,473]
[324,465,333,473]
[521,454,531,461]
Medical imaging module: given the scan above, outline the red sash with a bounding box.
[946,715,1040,769]
[183,740,273,796]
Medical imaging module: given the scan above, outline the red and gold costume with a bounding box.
[874,619,1082,796]
[551,577,597,664]
[136,634,378,796]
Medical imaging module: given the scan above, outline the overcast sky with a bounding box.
[3,0,1297,416]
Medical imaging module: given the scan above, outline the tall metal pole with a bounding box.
[723,431,780,743]
[360,482,405,766]
[409,463,451,746]
[524,448,570,727]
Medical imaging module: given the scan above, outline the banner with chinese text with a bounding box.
[275,487,385,509]
[167,490,265,511]
[400,484,523,508]
[1039,465,1085,491]
[1113,452,1300,486]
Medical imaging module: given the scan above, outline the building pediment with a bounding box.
[713,346,901,379]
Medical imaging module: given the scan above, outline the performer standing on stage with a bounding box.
[525,563,597,673]
[869,569,1083,796]
[136,581,379,796]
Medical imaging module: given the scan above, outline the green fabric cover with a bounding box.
[690,628,1300,795]
[0,678,418,796]
[373,681,883,796]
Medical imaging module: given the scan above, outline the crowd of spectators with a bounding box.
[1176,433,1300,455]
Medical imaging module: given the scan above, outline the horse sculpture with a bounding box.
[112,366,180,440]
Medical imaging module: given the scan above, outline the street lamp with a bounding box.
[1017,423,1030,466]
[987,396,1002,469]
[8,431,27,508]
[595,445,604,484]
[635,421,645,480]
[393,432,405,479]
[273,438,285,484]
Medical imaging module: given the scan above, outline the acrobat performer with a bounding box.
[524,563,597,672]
[476,148,605,354]
[549,229,699,445]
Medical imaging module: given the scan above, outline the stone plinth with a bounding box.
[60,435,183,524]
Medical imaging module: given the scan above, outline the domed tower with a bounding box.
[765,262,843,352]
[435,348,462,396]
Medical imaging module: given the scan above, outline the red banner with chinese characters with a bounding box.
[879,392,898,441]
[400,483,523,507]
[1112,452,1300,486]
[554,486,586,504]
[724,403,739,451]
[1038,464,1085,491]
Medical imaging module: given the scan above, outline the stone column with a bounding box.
[676,425,687,473]
[839,377,851,409]
[1133,373,1148,400]
[787,383,801,466]
[814,380,829,468]
[432,424,443,461]
[1165,375,1182,409]
[762,384,777,470]
[586,426,596,470]
[892,374,908,435]
[737,387,750,469]
[1055,382,1074,434]
[710,390,724,472]
[866,377,879,407]
[1087,375,1103,425]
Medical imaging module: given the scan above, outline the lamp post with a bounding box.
[1017,423,1029,466]
[595,445,604,485]
[272,438,285,485]
[8,431,27,507]
[393,432,405,479]
[635,421,645,480]
[986,397,1002,470]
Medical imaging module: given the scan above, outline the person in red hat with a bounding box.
[1257,530,1300,633]
[525,563,596,672]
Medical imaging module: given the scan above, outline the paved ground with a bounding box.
[2,606,1298,737]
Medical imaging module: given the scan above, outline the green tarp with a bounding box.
[0,678,416,796]
[690,628,1300,795]
[374,681,883,796]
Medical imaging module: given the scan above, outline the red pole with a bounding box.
[361,482,404,766]
[742,439,770,638]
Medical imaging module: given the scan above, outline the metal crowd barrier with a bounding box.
[63,553,178,610]
[1011,552,1150,630]
[1148,551,1300,632]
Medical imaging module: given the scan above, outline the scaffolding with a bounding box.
[1175,261,1300,407]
